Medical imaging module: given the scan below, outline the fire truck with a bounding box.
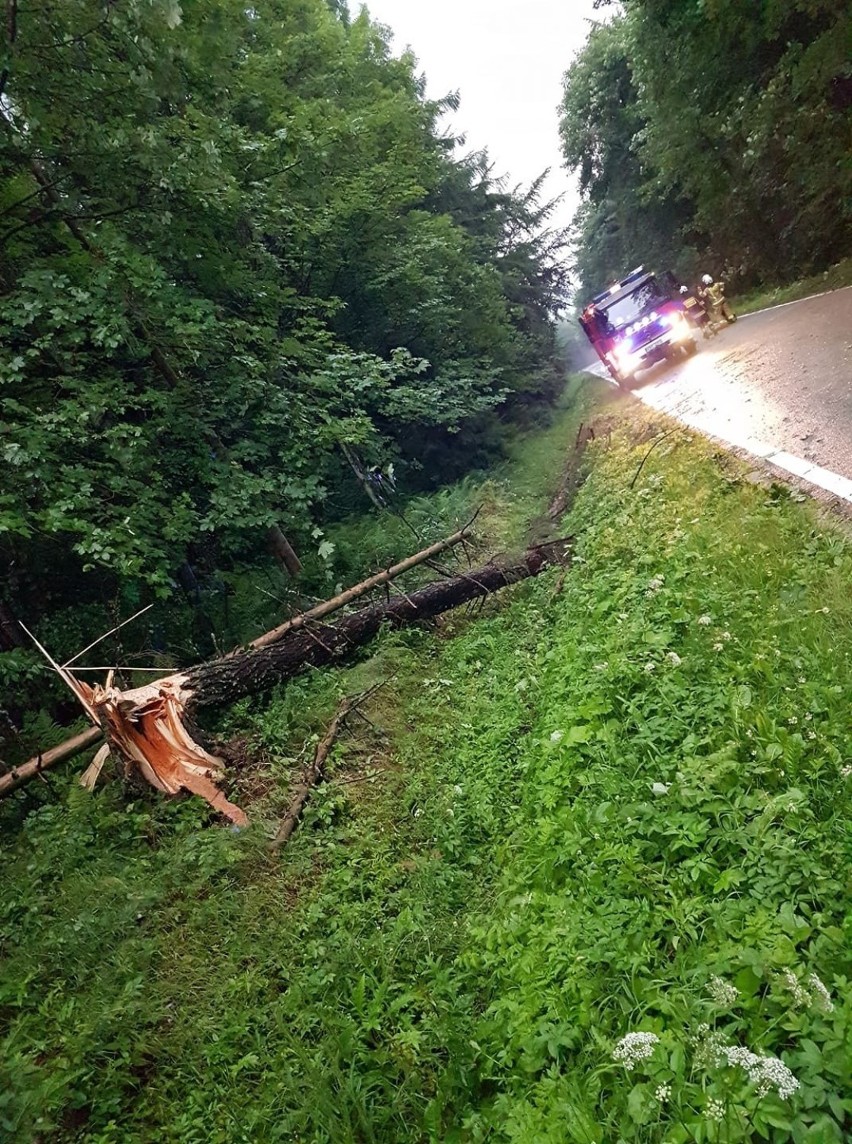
[579,267,698,387]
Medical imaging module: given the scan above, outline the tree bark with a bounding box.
[184,540,570,711]
[0,725,102,797]
[268,525,302,578]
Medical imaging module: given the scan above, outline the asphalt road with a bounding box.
[600,286,852,489]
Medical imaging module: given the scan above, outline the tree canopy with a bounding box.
[562,0,852,300]
[0,0,568,687]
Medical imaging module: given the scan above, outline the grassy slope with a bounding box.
[731,258,852,316]
[2,383,852,1143]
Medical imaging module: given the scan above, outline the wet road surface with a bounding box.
[597,286,852,489]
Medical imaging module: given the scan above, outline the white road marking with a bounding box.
[581,361,852,505]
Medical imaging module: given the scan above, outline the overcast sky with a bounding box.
[360,0,599,232]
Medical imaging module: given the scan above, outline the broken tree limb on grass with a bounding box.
[2,538,571,813]
[548,422,596,521]
[248,519,479,650]
[270,686,379,850]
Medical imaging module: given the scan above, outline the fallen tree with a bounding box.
[1,539,571,816]
[248,521,476,650]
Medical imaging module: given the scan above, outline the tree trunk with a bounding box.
[0,725,102,796]
[184,540,569,711]
[268,525,302,578]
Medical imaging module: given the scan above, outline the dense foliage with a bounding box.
[3,393,852,1141]
[0,0,567,700]
[561,0,852,300]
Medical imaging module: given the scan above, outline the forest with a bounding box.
[0,0,568,742]
[561,0,852,301]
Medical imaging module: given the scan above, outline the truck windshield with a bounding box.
[602,280,666,329]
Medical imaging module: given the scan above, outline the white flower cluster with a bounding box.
[697,614,712,626]
[705,1097,725,1122]
[720,1045,799,1100]
[808,973,835,1014]
[691,1023,725,1068]
[612,1031,660,1070]
[666,650,682,666]
[646,575,664,597]
[654,1083,671,1103]
[783,969,810,1007]
[782,969,834,1013]
[841,764,852,779]
[707,975,739,1007]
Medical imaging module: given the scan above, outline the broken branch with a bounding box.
[248,520,478,650]
[270,687,375,849]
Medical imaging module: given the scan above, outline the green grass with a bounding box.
[3,382,852,1142]
[731,257,852,315]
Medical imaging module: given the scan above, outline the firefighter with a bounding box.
[582,303,614,345]
[699,274,736,324]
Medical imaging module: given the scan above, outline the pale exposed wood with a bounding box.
[79,742,110,790]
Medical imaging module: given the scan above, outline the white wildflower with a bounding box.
[721,631,732,641]
[721,1045,799,1100]
[644,661,656,673]
[593,661,609,671]
[692,1025,726,1068]
[453,784,463,795]
[413,808,423,818]
[708,975,739,1007]
[651,782,671,796]
[705,1097,725,1122]
[612,1031,660,1070]
[841,765,852,779]
[798,676,806,684]
[654,1083,672,1103]
[805,712,812,721]
[666,651,682,666]
[788,716,798,725]
[646,575,664,596]
[807,731,816,740]
[550,730,564,743]
[713,642,724,652]
[698,614,712,626]
[807,973,834,1014]
[818,606,829,614]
